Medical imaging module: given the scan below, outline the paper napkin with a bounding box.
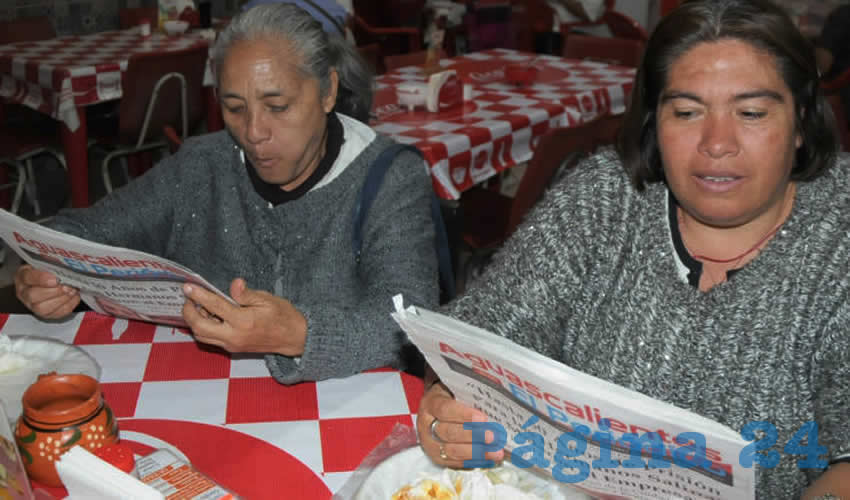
[55,446,164,500]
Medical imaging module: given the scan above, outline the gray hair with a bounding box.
[210,3,373,122]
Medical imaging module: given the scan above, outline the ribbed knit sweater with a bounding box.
[446,149,850,498]
[47,116,439,384]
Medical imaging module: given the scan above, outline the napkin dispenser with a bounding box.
[397,70,462,112]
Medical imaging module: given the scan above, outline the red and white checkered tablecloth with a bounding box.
[372,49,635,199]
[0,312,422,500]
[0,29,210,132]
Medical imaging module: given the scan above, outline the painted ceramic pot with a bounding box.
[14,372,119,487]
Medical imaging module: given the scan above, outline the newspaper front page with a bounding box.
[392,300,756,500]
[0,210,231,326]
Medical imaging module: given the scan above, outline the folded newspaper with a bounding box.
[0,210,231,327]
[391,298,756,500]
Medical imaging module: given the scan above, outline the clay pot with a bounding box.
[14,372,119,487]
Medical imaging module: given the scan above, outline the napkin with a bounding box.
[55,446,164,500]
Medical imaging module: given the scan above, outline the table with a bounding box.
[0,312,423,499]
[372,48,635,199]
[0,29,211,208]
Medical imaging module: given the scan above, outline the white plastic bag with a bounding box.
[0,335,100,424]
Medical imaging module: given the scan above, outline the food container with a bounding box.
[15,372,119,487]
[396,82,429,112]
[163,19,189,36]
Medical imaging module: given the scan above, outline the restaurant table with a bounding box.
[371,48,636,199]
[0,29,212,208]
[0,312,423,499]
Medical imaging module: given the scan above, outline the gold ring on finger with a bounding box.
[429,417,447,444]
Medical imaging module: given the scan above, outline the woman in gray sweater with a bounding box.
[419,0,849,498]
[14,4,439,384]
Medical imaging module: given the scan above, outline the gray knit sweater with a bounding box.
[446,149,850,499]
[48,122,439,384]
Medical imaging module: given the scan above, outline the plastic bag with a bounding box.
[332,423,419,500]
[0,335,100,425]
[332,423,595,500]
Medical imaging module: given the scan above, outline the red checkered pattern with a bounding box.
[0,29,209,132]
[372,49,635,199]
[0,312,423,499]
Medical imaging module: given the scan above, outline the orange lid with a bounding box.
[94,443,136,474]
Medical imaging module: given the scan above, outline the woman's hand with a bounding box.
[417,380,505,468]
[14,264,80,319]
[182,278,307,356]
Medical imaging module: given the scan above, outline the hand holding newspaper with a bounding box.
[391,297,756,500]
[0,210,232,327]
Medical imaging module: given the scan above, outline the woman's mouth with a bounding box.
[252,156,276,168]
[694,174,744,192]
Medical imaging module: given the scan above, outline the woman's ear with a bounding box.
[323,68,340,114]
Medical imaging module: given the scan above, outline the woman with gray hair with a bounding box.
[15,3,439,384]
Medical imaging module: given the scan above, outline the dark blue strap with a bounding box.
[353,144,456,301]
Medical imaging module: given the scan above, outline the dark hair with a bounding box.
[617,0,839,190]
[211,3,373,122]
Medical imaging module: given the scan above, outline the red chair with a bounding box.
[456,117,607,285]
[358,43,384,74]
[821,66,850,95]
[0,123,66,263]
[0,16,55,44]
[601,10,649,41]
[352,0,423,57]
[563,32,645,67]
[119,7,159,29]
[821,67,850,152]
[89,45,208,193]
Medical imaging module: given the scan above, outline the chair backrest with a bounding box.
[826,93,850,152]
[507,118,603,234]
[602,10,648,41]
[357,43,384,74]
[118,45,208,146]
[383,49,446,72]
[0,16,55,45]
[821,66,850,95]
[563,32,645,67]
[119,7,159,30]
[821,67,850,152]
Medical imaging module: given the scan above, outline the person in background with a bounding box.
[417,0,849,497]
[14,3,439,384]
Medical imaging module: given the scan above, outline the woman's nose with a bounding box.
[245,110,271,144]
[697,113,740,158]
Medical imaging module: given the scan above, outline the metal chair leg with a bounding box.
[23,158,40,216]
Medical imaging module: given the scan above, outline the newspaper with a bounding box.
[391,298,756,500]
[0,210,231,327]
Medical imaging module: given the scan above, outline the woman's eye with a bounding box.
[740,110,767,120]
[224,105,244,114]
[673,109,696,119]
[269,105,288,113]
